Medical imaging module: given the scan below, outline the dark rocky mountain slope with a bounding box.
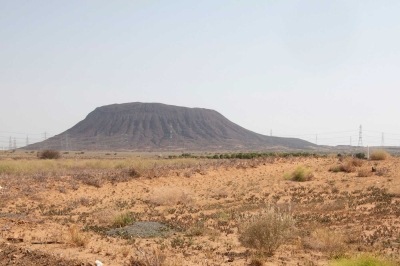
[27,102,316,151]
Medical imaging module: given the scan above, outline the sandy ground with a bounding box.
[0,156,399,265]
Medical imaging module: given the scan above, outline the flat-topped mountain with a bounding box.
[27,102,316,151]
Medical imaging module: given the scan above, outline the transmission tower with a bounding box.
[26,136,29,146]
[381,133,384,147]
[13,138,17,150]
[270,130,272,136]
[9,137,12,150]
[170,125,173,139]
[350,136,352,146]
[358,125,363,147]
[316,134,318,145]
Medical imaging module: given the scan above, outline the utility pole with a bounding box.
[381,133,384,147]
[358,125,363,147]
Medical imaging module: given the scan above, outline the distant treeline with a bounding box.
[168,152,320,159]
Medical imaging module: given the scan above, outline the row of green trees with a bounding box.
[168,152,318,160]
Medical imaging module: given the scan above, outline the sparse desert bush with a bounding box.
[148,187,193,206]
[331,254,396,266]
[68,226,89,247]
[330,163,356,173]
[38,149,61,159]
[330,158,363,173]
[129,247,166,266]
[285,166,313,182]
[357,168,373,177]
[305,228,346,259]
[237,207,295,255]
[113,211,135,227]
[370,150,390,160]
[249,257,264,266]
[350,158,363,167]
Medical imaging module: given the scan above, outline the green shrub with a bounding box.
[331,254,396,266]
[38,150,61,159]
[355,153,365,159]
[237,206,295,255]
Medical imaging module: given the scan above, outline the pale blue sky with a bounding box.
[1,1,400,147]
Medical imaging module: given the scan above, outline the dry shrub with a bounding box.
[38,150,61,159]
[358,168,373,177]
[210,187,229,199]
[68,226,89,247]
[249,258,264,266]
[113,212,135,227]
[330,158,363,173]
[350,158,364,167]
[285,166,313,182]
[74,172,104,188]
[376,167,389,176]
[129,247,166,266]
[305,228,346,258]
[237,207,295,255]
[92,209,117,225]
[148,187,193,206]
[370,150,390,160]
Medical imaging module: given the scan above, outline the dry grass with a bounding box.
[357,168,373,177]
[68,226,89,247]
[370,150,390,160]
[284,166,314,182]
[305,228,346,259]
[237,206,295,255]
[129,247,166,266]
[113,212,135,228]
[148,187,194,206]
[0,157,197,176]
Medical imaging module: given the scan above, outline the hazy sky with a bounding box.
[1,1,400,147]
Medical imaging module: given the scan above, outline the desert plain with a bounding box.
[0,150,399,265]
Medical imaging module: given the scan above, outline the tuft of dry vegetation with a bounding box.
[237,206,295,255]
[370,150,390,160]
[305,228,346,259]
[285,166,313,181]
[38,149,61,159]
[148,187,193,206]
[68,226,89,247]
[113,212,135,228]
[357,168,373,177]
[129,247,166,266]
